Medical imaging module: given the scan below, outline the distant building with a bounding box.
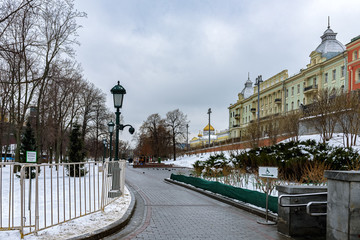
[346,35,360,91]
[229,22,353,140]
[189,124,229,148]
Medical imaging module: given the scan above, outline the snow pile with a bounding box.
[166,134,360,169]
[0,187,131,240]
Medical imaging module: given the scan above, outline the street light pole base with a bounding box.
[257,219,276,225]
[108,190,122,198]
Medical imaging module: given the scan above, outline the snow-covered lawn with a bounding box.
[164,134,360,196]
[1,187,131,240]
[284,133,360,150]
[0,162,130,239]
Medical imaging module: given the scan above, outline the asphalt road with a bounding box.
[105,165,292,240]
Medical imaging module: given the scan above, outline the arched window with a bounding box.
[354,51,358,60]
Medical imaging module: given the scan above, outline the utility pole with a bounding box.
[207,108,212,148]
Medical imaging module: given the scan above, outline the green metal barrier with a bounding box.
[170,174,278,213]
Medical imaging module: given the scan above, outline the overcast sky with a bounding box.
[73,0,360,144]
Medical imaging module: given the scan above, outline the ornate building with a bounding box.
[229,23,349,140]
[189,124,229,148]
[346,35,360,91]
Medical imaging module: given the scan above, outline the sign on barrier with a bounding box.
[259,166,278,179]
[26,151,37,163]
[257,166,278,225]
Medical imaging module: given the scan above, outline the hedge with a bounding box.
[170,174,278,213]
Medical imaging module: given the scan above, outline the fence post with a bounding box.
[35,165,39,235]
[120,160,125,197]
[20,164,24,239]
[101,162,105,211]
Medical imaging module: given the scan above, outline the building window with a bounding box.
[291,87,294,96]
[332,69,336,80]
[297,100,300,107]
[313,77,317,86]
[354,51,358,60]
[357,69,360,83]
[297,84,300,94]
[325,73,328,83]
[286,104,288,111]
[341,66,345,78]
[303,98,305,105]
[286,89,289,98]
[291,102,294,110]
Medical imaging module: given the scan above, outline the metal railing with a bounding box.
[0,160,126,238]
[278,192,327,216]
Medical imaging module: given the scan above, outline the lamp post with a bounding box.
[186,124,189,152]
[107,120,114,161]
[207,108,211,148]
[102,138,107,163]
[255,75,263,140]
[109,81,126,197]
[255,75,263,124]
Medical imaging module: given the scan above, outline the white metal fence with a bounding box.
[0,160,126,238]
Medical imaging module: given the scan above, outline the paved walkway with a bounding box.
[106,166,292,240]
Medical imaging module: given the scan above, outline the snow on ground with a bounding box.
[163,134,360,197]
[165,134,360,169]
[283,133,360,151]
[0,187,131,240]
[164,151,237,168]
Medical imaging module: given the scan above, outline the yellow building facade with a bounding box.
[229,25,347,140]
[189,124,229,148]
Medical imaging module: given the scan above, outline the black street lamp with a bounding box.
[111,81,126,161]
[107,120,114,161]
[102,138,107,163]
[109,81,126,198]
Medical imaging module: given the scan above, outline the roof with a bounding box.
[351,35,360,43]
[314,26,345,59]
[203,124,215,131]
[240,75,253,99]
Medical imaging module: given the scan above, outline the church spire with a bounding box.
[328,16,330,29]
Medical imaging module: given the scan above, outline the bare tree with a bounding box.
[137,113,171,159]
[280,110,301,142]
[165,109,189,161]
[306,88,339,143]
[0,0,85,163]
[264,115,281,145]
[334,91,360,147]
[246,121,260,149]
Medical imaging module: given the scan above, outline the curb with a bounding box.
[69,184,137,240]
[164,178,278,222]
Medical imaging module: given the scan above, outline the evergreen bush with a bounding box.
[20,121,37,179]
[66,123,87,177]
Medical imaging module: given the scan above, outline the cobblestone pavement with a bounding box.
[108,166,292,240]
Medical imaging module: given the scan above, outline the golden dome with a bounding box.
[198,130,203,137]
[203,124,215,131]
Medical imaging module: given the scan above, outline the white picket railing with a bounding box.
[0,160,126,238]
